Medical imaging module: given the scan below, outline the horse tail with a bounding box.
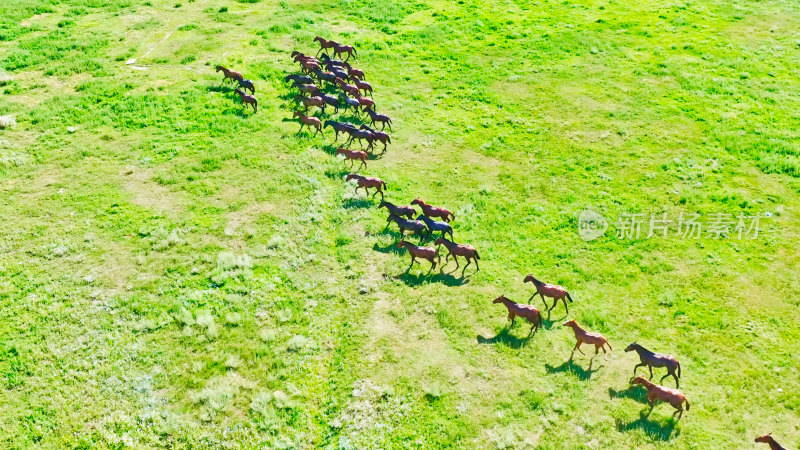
[474,250,480,260]
[684,398,690,410]
[382,181,387,190]
[448,212,455,221]
[566,292,574,303]
[677,362,682,379]
[536,311,543,328]
[387,136,391,143]
[605,340,612,351]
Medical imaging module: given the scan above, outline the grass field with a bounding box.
[2,0,800,447]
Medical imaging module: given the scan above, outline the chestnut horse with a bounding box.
[336,78,361,97]
[523,274,574,314]
[345,174,386,199]
[755,434,786,450]
[631,376,690,419]
[234,89,257,112]
[625,342,682,388]
[354,79,373,97]
[493,295,542,336]
[295,95,325,113]
[355,94,374,112]
[335,148,367,169]
[378,201,415,220]
[365,107,392,131]
[411,198,454,222]
[434,237,479,274]
[332,43,357,61]
[293,111,322,135]
[344,62,365,80]
[563,319,611,360]
[313,36,339,56]
[216,65,242,84]
[397,240,439,273]
[294,83,319,96]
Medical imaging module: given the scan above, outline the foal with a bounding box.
[755,434,786,450]
[377,201,415,220]
[563,319,611,360]
[233,89,257,113]
[631,376,690,419]
[216,65,243,84]
[434,237,479,274]
[411,198,454,222]
[397,240,439,273]
[493,295,542,336]
[292,111,322,135]
[523,274,574,314]
[345,174,386,199]
[335,148,368,170]
[625,342,682,388]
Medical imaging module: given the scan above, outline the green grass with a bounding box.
[1,0,800,447]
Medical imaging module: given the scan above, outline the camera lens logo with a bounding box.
[578,210,608,241]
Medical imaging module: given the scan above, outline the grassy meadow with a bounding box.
[2,0,800,447]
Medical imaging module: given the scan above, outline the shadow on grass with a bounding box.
[372,242,405,256]
[615,412,679,441]
[207,84,233,93]
[609,385,649,404]
[476,327,535,349]
[393,270,468,287]
[544,359,602,380]
[342,197,373,209]
[324,168,350,180]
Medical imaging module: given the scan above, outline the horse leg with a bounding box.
[562,297,569,314]
[575,341,586,355]
[648,365,654,380]
[407,256,415,272]
[387,122,393,132]
[633,363,646,378]
[428,257,436,273]
[360,159,366,170]
[473,255,479,271]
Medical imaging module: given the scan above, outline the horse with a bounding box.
[336,78,361,97]
[755,434,786,450]
[387,214,426,238]
[335,148,368,170]
[313,36,339,56]
[332,43,357,61]
[293,83,319,96]
[312,67,337,84]
[377,201,415,220]
[216,65,243,84]
[299,59,320,74]
[523,274,574,314]
[237,79,255,95]
[493,295,542,336]
[284,74,313,85]
[354,79,373,97]
[344,127,374,150]
[631,376,690,419]
[563,319,611,360]
[319,53,344,68]
[416,215,454,240]
[343,62,365,80]
[324,120,355,141]
[355,94,374,112]
[397,240,439,273]
[292,111,322,135]
[318,93,340,114]
[365,108,392,131]
[359,125,390,152]
[233,89,257,113]
[411,198,454,222]
[625,342,682,388]
[345,174,386,199]
[331,67,349,81]
[294,95,325,113]
[434,237,479,274]
[340,94,362,114]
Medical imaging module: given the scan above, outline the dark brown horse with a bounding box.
[359,125,390,152]
[631,376,690,419]
[336,77,360,97]
[377,200,415,219]
[365,107,392,131]
[387,214,426,238]
[237,79,255,94]
[313,36,339,56]
[345,174,386,199]
[332,42,357,61]
[625,342,682,388]
[434,237,479,274]
[411,198,454,222]
[294,83,320,96]
[344,62,365,80]
[755,434,786,450]
[293,111,322,135]
[335,148,367,169]
[493,295,542,336]
[216,65,243,84]
[354,79,373,97]
[563,319,611,360]
[523,274,574,314]
[324,120,355,141]
[234,89,257,112]
[397,240,439,273]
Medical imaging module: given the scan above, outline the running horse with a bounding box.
[625,342,682,388]
[397,240,439,273]
[493,295,542,336]
[387,214,426,238]
[332,42,357,61]
[233,89,257,113]
[216,65,243,84]
[334,148,368,170]
[292,111,322,135]
[313,36,339,56]
[377,201,416,220]
[755,434,786,450]
[563,319,611,360]
[434,237,479,274]
[411,198,454,222]
[365,107,392,131]
[630,376,690,420]
[416,215,454,240]
[359,125,390,152]
[523,274,574,314]
[345,174,386,199]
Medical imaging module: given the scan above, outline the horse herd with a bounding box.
[265,38,785,448]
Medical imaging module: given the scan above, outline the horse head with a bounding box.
[755,434,772,444]
[434,237,444,247]
[562,319,576,328]
[215,65,225,72]
[397,240,409,249]
[630,376,647,386]
[492,295,508,304]
[624,342,638,353]
[411,198,423,207]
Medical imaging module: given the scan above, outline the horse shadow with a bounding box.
[476,327,535,349]
[544,359,602,380]
[609,385,648,405]
[320,144,339,155]
[372,242,405,255]
[207,85,233,94]
[220,106,252,118]
[324,168,350,180]
[342,197,373,209]
[393,270,468,287]
[615,412,679,441]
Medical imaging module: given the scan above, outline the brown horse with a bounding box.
[377,200,415,220]
[625,342,682,388]
[411,198,454,222]
[332,43,357,61]
[216,65,243,84]
[345,174,386,199]
[365,107,392,131]
[335,148,367,169]
[336,78,361,97]
[359,125,390,152]
[631,376,690,419]
[493,295,542,336]
[234,89,257,113]
[295,95,325,113]
[344,62,365,80]
[523,274,574,314]
[294,83,320,96]
[354,79,373,97]
[397,240,439,273]
[293,111,322,135]
[434,237,479,274]
[563,319,611,360]
[313,36,339,56]
[355,94,375,112]
[755,434,786,450]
